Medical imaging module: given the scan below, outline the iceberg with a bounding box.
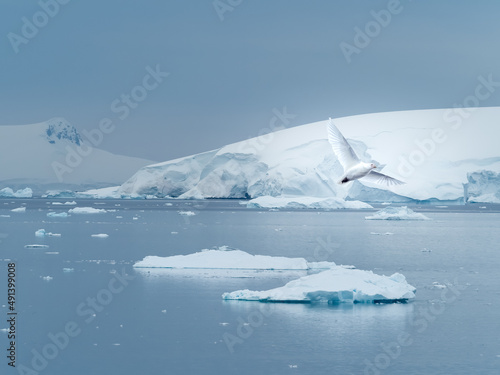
[365,206,431,220]
[47,212,69,218]
[0,187,33,198]
[133,246,335,270]
[246,196,372,209]
[222,268,415,304]
[463,170,500,203]
[68,207,107,214]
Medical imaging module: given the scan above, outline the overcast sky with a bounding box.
[1,0,500,162]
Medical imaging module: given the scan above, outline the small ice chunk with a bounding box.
[11,207,26,213]
[171,231,178,235]
[91,234,109,238]
[63,268,74,272]
[47,212,68,218]
[64,201,77,205]
[35,229,61,237]
[25,244,49,249]
[68,207,107,214]
[178,211,196,216]
[0,215,10,218]
[41,276,53,281]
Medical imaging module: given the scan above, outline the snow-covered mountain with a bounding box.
[0,118,154,193]
[118,107,500,203]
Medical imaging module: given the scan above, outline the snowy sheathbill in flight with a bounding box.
[327,118,405,187]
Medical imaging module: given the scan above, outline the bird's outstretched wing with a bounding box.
[327,118,359,170]
[361,171,405,187]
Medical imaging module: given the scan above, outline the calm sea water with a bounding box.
[0,199,499,375]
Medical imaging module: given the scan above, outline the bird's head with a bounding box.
[370,163,377,169]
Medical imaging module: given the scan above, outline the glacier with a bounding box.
[133,246,335,270]
[222,268,416,304]
[118,107,500,204]
[463,170,500,203]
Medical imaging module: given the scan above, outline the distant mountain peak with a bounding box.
[45,117,82,145]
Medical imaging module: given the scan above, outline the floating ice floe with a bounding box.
[133,246,335,270]
[10,207,26,213]
[178,211,196,216]
[50,201,76,205]
[223,268,416,304]
[370,232,394,236]
[35,229,61,237]
[41,276,53,281]
[91,234,109,238]
[63,268,74,272]
[24,244,49,249]
[365,206,430,220]
[47,212,69,218]
[0,215,10,218]
[68,207,107,214]
[246,196,372,210]
[0,187,33,198]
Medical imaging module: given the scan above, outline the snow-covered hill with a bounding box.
[119,107,500,203]
[0,118,154,193]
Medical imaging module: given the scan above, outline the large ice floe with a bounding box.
[134,246,333,270]
[245,196,372,209]
[223,269,416,304]
[134,246,415,303]
[365,206,431,220]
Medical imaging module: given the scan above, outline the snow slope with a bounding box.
[0,118,154,192]
[118,107,500,203]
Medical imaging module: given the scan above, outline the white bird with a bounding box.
[327,118,404,187]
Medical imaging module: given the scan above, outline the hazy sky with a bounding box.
[1,0,500,162]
